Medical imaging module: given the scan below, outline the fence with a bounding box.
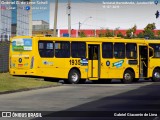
[0,35,10,73]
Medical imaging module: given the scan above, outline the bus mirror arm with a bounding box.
[149,46,154,58]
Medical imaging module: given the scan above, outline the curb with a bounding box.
[0,83,62,95]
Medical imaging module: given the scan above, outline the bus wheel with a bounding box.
[122,70,134,83]
[68,69,80,84]
[152,69,160,82]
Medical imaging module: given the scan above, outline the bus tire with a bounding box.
[122,70,134,83]
[152,69,160,82]
[68,69,80,84]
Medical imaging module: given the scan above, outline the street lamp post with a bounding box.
[53,0,58,37]
[67,0,71,37]
[115,27,120,37]
[78,16,92,37]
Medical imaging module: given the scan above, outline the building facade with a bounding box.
[12,0,31,36]
[32,20,49,31]
[0,0,12,41]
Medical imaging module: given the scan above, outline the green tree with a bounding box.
[137,32,144,38]
[79,31,86,37]
[132,25,137,34]
[117,32,124,37]
[126,25,137,38]
[144,29,155,39]
[144,23,156,39]
[99,29,105,37]
[158,31,160,37]
[126,29,133,38]
[144,23,156,31]
[105,29,113,37]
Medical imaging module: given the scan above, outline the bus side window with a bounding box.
[126,43,137,59]
[114,43,125,59]
[102,42,113,58]
[149,44,160,58]
[93,46,98,60]
[38,41,54,58]
[55,42,70,58]
[71,42,86,58]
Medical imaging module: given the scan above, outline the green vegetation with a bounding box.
[137,32,144,38]
[79,31,86,37]
[117,32,124,38]
[126,25,137,38]
[0,73,57,92]
[98,23,160,39]
[126,23,158,39]
[99,29,114,37]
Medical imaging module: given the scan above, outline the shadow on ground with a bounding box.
[33,82,160,120]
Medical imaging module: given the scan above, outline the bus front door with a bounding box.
[88,45,100,79]
[139,46,148,78]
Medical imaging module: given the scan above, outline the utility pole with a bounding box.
[68,0,71,37]
[78,22,81,31]
[53,0,58,37]
[29,0,32,36]
[78,16,92,37]
[78,22,81,37]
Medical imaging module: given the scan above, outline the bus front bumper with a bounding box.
[9,69,36,76]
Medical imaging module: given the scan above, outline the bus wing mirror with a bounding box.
[149,47,154,58]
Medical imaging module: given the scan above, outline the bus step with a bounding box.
[140,74,143,78]
[89,78,99,80]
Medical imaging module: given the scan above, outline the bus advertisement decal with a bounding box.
[42,61,54,66]
[12,38,32,51]
[112,60,124,68]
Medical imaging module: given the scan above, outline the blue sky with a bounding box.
[32,0,50,22]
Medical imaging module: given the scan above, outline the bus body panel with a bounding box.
[10,37,36,76]
[9,36,160,83]
[145,40,160,78]
[148,53,160,78]
[101,58,139,79]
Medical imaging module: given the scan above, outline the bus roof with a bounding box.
[11,36,160,44]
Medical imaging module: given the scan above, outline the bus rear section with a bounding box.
[9,37,35,76]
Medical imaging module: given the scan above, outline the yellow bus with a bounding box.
[9,36,160,84]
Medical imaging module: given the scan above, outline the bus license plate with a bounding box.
[18,64,23,67]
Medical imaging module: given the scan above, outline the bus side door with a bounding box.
[88,45,100,78]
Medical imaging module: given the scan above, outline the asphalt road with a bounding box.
[0,80,160,120]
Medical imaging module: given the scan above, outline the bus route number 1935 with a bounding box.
[69,60,81,65]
